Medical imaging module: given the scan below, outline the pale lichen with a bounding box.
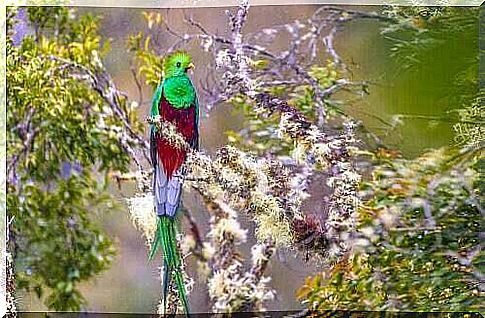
[126,193,157,247]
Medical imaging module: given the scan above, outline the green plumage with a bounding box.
[163,76,196,109]
[150,83,163,117]
[149,216,189,316]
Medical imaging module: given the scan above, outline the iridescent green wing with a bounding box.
[150,80,163,167]
[151,80,164,117]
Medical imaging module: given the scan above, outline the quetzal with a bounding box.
[148,51,198,316]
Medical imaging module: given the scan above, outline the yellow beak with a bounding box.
[187,62,195,70]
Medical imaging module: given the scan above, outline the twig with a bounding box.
[130,61,144,107]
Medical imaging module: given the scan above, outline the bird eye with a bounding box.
[176,62,181,68]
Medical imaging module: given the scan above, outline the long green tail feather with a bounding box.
[148,215,190,316]
[162,260,170,316]
[160,220,172,316]
[148,217,162,261]
[168,217,189,315]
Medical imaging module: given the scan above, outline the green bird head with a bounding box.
[163,51,195,78]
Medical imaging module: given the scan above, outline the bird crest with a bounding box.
[163,51,194,78]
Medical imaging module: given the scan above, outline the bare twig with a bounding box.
[130,61,144,107]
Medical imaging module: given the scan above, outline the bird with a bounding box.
[148,51,198,316]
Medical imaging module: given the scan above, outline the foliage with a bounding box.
[452,97,484,153]
[298,148,483,311]
[127,29,163,89]
[6,7,140,310]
